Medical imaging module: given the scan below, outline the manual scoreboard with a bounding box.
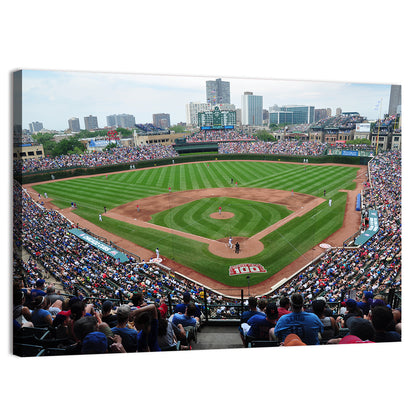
[198,106,236,130]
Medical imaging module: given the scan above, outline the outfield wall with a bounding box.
[18,153,370,184]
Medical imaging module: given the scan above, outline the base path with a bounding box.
[23,162,367,297]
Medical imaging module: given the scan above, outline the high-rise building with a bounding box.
[68,117,81,132]
[117,114,135,128]
[206,78,230,106]
[236,108,242,126]
[279,105,315,124]
[241,92,263,126]
[326,108,332,117]
[106,114,135,129]
[269,110,294,125]
[388,85,402,115]
[84,115,99,130]
[106,115,117,127]
[29,121,43,133]
[263,109,269,123]
[186,102,211,126]
[314,109,328,122]
[336,107,342,116]
[152,113,171,129]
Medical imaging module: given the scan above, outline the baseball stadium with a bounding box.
[13,108,402,355]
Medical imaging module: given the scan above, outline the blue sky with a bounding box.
[22,69,392,131]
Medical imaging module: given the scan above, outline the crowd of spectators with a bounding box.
[14,144,179,174]
[185,130,255,143]
[13,146,401,353]
[239,291,400,347]
[219,139,328,156]
[310,114,367,130]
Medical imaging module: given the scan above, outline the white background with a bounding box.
[2,1,414,414]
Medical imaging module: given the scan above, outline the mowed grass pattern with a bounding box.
[33,161,359,287]
[150,197,292,239]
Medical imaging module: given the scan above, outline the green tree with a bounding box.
[170,124,186,133]
[116,128,132,138]
[254,130,275,141]
[104,142,118,151]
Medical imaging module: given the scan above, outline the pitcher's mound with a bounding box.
[210,211,234,219]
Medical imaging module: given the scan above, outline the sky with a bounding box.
[21,69,392,131]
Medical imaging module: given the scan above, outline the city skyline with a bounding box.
[21,70,392,131]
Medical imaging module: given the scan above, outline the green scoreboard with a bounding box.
[198,106,236,129]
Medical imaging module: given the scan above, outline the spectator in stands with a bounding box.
[338,299,364,329]
[257,298,267,313]
[110,304,138,352]
[357,291,374,316]
[240,297,263,324]
[31,296,53,327]
[239,297,263,344]
[130,291,147,309]
[277,297,291,321]
[67,299,93,342]
[133,303,161,352]
[348,317,375,342]
[31,279,47,298]
[157,298,168,320]
[52,310,72,339]
[273,294,323,345]
[370,305,401,342]
[392,308,401,334]
[174,291,202,319]
[157,309,188,351]
[171,302,199,329]
[73,316,109,354]
[327,317,375,344]
[245,302,279,344]
[100,300,118,328]
[13,282,32,329]
[312,299,338,343]
[45,284,64,305]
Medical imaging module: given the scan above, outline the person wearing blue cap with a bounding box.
[81,331,108,354]
[357,291,373,316]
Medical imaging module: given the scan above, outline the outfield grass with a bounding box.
[33,161,359,287]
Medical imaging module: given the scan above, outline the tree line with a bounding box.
[32,128,132,157]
